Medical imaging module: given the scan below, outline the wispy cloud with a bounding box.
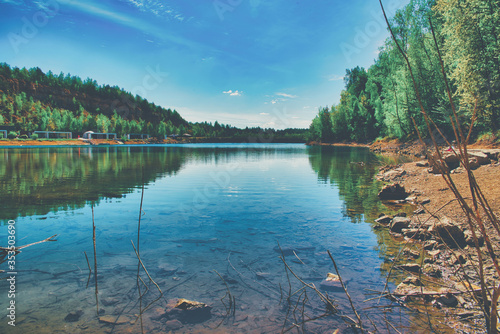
[223,90,242,96]
[276,92,297,99]
[260,112,269,115]
[0,0,24,4]
[328,74,344,81]
[119,0,185,21]
[266,91,297,105]
[59,0,135,26]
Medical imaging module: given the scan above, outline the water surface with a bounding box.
[0,144,418,333]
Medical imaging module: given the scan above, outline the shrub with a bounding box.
[7,131,17,139]
[31,133,39,140]
[19,134,29,139]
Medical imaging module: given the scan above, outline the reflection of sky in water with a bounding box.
[0,144,416,333]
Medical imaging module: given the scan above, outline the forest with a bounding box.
[0,63,306,142]
[308,0,500,144]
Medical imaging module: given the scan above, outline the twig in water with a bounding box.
[214,270,235,328]
[131,240,163,316]
[84,251,92,289]
[327,250,363,331]
[91,205,99,316]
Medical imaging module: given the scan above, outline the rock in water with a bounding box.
[174,299,212,324]
[165,319,183,330]
[375,215,392,225]
[398,263,421,273]
[377,183,408,200]
[390,217,411,233]
[436,293,459,308]
[64,310,83,322]
[320,273,345,292]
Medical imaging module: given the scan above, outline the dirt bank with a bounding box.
[374,147,500,332]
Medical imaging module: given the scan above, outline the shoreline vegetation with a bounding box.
[0,136,306,147]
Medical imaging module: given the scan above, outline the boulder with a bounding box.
[435,293,458,307]
[64,310,83,322]
[428,152,459,173]
[320,273,344,292]
[468,151,490,165]
[429,217,466,248]
[442,152,461,170]
[398,263,421,273]
[378,183,408,200]
[390,217,411,233]
[174,299,212,324]
[374,215,392,225]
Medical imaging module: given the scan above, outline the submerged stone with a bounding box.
[64,310,83,322]
[320,273,344,292]
[378,183,408,200]
[99,315,133,325]
[174,299,212,324]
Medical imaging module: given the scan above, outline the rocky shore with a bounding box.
[373,146,500,331]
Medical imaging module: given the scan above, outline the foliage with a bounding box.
[309,0,499,143]
[7,131,17,139]
[0,63,307,141]
[31,133,38,140]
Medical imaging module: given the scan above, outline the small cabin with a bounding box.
[33,131,72,139]
[127,133,150,140]
[83,131,117,140]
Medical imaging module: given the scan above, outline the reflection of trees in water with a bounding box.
[308,146,400,223]
[0,145,307,222]
[0,146,186,221]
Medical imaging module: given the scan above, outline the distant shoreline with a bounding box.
[0,137,307,147]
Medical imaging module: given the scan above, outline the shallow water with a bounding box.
[0,144,422,333]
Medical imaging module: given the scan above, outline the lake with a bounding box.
[0,144,424,333]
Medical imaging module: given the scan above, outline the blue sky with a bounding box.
[0,0,408,129]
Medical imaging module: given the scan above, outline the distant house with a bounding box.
[33,131,72,139]
[83,131,117,139]
[127,133,150,140]
[0,125,15,138]
[181,133,192,137]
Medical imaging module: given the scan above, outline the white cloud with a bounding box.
[328,74,344,81]
[260,112,269,115]
[223,90,242,96]
[276,92,297,99]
